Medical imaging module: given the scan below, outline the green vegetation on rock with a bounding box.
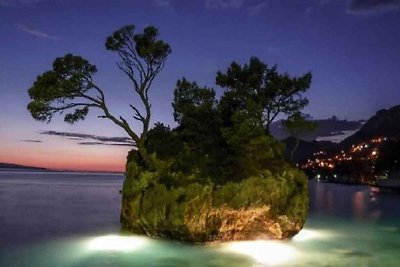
[121,159,308,241]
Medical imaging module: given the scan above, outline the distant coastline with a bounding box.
[0,162,123,174]
[0,162,48,171]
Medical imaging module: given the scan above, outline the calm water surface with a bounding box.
[0,171,399,266]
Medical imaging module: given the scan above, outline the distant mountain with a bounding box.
[0,162,47,171]
[341,105,400,149]
[271,117,363,142]
[282,105,400,164]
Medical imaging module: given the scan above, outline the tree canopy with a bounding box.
[144,57,313,182]
[27,24,171,168]
[216,57,312,134]
[27,25,312,183]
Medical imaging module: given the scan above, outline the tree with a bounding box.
[27,25,171,168]
[146,122,181,160]
[172,78,219,145]
[282,112,317,161]
[171,61,307,182]
[216,57,312,134]
[172,78,217,124]
[171,78,225,178]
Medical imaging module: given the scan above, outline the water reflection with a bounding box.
[352,191,366,219]
[3,224,399,267]
[1,174,400,266]
[2,220,400,267]
[308,182,396,221]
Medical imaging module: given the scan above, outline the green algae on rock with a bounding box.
[121,160,308,242]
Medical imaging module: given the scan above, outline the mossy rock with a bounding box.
[120,161,308,242]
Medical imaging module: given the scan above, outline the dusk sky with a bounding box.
[1,0,399,172]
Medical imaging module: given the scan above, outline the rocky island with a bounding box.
[121,159,307,242]
[26,24,311,242]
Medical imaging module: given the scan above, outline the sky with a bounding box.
[0,0,399,172]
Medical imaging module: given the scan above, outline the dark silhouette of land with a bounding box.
[284,105,400,185]
[0,162,48,171]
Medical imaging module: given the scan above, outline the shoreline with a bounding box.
[310,179,400,192]
[0,168,124,175]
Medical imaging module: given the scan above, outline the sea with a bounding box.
[0,171,399,266]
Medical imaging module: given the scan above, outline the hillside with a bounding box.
[296,105,400,184]
[341,105,400,148]
[283,105,400,165]
[0,162,48,171]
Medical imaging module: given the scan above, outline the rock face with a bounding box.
[120,160,308,242]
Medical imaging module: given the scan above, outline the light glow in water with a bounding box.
[292,229,327,242]
[222,240,296,266]
[87,235,148,252]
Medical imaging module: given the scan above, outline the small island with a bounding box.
[26,24,314,242]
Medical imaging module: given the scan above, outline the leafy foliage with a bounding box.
[27,24,171,168]
[27,54,98,123]
[172,78,217,125]
[140,57,312,184]
[146,122,181,160]
[216,57,312,133]
[282,113,316,137]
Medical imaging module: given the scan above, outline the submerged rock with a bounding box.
[120,160,308,242]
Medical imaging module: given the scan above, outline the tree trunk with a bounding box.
[290,138,299,162]
[136,140,153,170]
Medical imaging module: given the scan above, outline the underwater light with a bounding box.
[87,235,148,252]
[292,229,328,242]
[222,240,296,266]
